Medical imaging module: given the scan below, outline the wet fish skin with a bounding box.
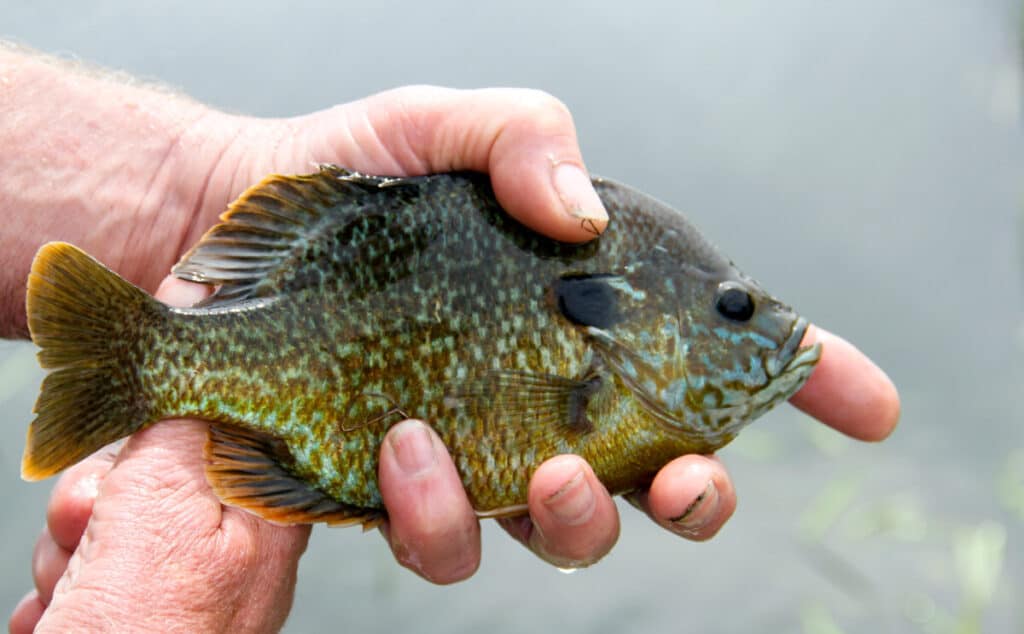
[22,166,821,525]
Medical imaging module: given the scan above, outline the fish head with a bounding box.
[570,183,823,447]
[669,269,822,424]
[576,261,821,446]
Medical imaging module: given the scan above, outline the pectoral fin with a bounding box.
[585,326,692,433]
[446,370,603,439]
[204,424,382,529]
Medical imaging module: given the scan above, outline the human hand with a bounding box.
[10,83,614,632]
[220,89,899,575]
[263,88,899,577]
[10,83,900,633]
[8,85,611,632]
[11,322,899,633]
[10,278,310,633]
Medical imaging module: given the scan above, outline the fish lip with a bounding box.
[768,316,820,378]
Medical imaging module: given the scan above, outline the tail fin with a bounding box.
[22,242,166,480]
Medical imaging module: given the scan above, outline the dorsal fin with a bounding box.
[172,165,420,306]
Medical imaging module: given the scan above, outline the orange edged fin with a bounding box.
[22,242,163,481]
[205,424,382,527]
[360,515,386,532]
[172,165,431,308]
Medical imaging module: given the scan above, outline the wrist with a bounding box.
[0,46,243,337]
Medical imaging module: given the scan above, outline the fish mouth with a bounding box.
[767,316,822,379]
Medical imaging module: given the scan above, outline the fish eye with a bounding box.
[715,285,755,322]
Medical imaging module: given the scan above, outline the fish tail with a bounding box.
[22,242,166,481]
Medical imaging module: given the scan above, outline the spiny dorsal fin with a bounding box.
[204,424,382,528]
[172,165,420,306]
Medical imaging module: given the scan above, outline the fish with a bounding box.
[21,165,822,527]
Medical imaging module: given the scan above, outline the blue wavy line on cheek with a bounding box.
[661,377,688,412]
[712,326,777,350]
[618,356,638,381]
[717,356,766,386]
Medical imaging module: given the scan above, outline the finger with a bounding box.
[378,420,480,584]
[155,274,211,308]
[94,275,221,521]
[790,324,901,441]
[624,455,736,541]
[312,86,608,243]
[46,454,112,551]
[156,273,313,559]
[32,527,71,606]
[499,455,619,568]
[8,590,45,634]
[212,514,311,634]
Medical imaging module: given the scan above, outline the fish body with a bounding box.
[23,166,821,526]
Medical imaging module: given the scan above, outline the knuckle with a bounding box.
[509,89,574,131]
[231,533,260,566]
[218,522,263,571]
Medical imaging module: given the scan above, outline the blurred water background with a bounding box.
[2,1,1022,632]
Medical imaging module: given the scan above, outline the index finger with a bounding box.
[789,324,900,441]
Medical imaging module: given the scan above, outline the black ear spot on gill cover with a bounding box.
[715,284,755,322]
[554,274,621,329]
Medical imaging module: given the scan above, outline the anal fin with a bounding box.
[205,424,382,528]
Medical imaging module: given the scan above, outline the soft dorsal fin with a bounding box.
[172,165,418,306]
[204,423,382,528]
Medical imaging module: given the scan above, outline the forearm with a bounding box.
[0,43,242,338]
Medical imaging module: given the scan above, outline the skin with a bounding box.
[1,45,900,632]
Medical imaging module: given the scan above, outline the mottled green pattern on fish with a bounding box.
[22,167,820,525]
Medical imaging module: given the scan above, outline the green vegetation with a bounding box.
[730,413,1018,633]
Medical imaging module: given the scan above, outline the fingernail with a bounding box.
[552,163,608,225]
[671,481,719,532]
[543,469,596,526]
[387,421,437,477]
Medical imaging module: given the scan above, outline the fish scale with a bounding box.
[21,166,821,526]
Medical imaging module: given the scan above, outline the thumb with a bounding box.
[307,86,610,243]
